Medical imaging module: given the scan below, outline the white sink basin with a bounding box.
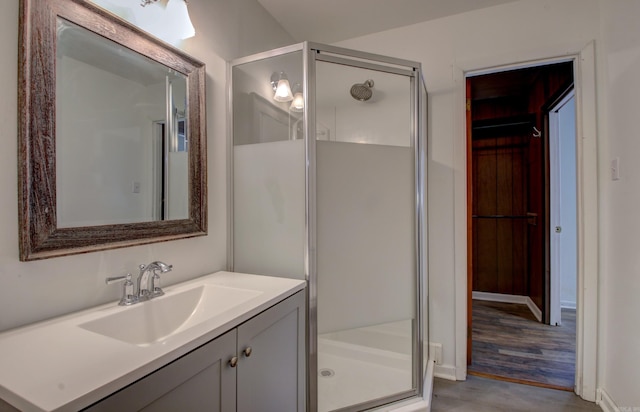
[0,271,305,412]
[80,284,262,345]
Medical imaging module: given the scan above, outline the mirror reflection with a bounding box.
[19,0,206,261]
[56,18,188,228]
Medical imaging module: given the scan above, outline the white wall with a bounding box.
[598,0,640,408]
[335,0,601,381]
[0,0,293,333]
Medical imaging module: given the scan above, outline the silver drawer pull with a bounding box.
[243,347,252,357]
[229,356,238,368]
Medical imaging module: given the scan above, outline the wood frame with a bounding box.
[18,0,207,261]
[466,78,473,365]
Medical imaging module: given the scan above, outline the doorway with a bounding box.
[466,61,577,389]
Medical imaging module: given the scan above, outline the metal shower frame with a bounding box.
[228,41,427,412]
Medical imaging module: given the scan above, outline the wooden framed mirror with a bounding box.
[18,0,207,261]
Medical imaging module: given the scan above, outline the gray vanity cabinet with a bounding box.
[84,329,237,411]
[84,290,305,412]
[237,290,306,412]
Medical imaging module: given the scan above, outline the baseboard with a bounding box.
[472,292,542,322]
[561,300,577,310]
[472,291,528,304]
[597,388,619,412]
[525,297,543,322]
[434,364,457,381]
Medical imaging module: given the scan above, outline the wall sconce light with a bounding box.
[290,83,304,112]
[270,71,294,102]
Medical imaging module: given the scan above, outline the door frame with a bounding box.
[456,42,599,401]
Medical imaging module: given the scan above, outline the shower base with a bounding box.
[317,320,414,411]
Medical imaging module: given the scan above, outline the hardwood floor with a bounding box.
[432,375,600,412]
[469,299,576,389]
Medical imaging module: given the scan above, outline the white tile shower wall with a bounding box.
[317,141,415,334]
[233,140,306,279]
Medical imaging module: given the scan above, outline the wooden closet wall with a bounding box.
[470,62,573,314]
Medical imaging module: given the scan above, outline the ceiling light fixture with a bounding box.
[164,0,195,39]
[133,0,195,41]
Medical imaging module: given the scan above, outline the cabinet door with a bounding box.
[84,330,237,412]
[237,291,306,412]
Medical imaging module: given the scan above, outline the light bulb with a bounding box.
[273,77,293,102]
[290,89,304,112]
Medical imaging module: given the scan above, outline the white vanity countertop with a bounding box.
[0,271,305,412]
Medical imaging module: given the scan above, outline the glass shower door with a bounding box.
[314,58,420,412]
[231,50,306,280]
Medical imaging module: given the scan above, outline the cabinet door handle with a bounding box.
[243,347,252,357]
[229,356,238,368]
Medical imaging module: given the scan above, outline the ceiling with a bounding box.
[256,0,519,44]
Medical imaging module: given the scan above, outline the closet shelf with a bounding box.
[472,114,536,138]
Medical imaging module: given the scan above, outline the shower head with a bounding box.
[350,79,374,101]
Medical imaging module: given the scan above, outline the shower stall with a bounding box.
[229,43,428,411]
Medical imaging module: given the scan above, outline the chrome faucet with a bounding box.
[106,261,172,306]
[137,261,173,301]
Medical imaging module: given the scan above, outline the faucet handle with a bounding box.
[151,272,165,298]
[105,274,137,306]
[106,273,131,285]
